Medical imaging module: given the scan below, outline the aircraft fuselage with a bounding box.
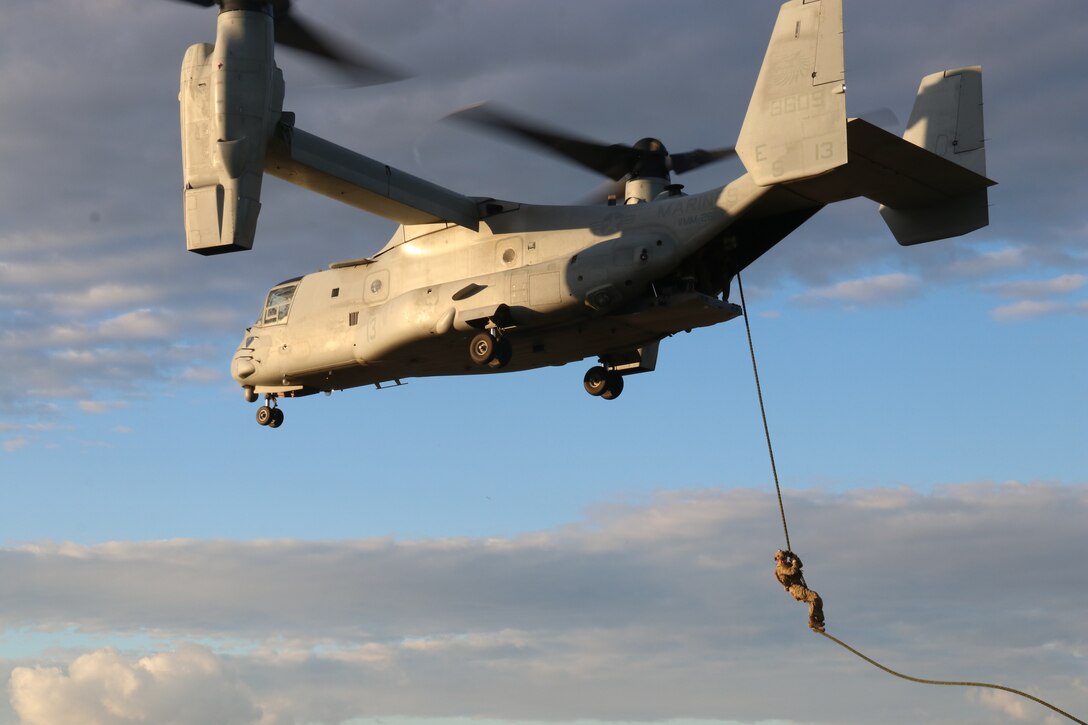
[231,180,757,400]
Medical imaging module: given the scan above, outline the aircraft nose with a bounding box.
[232,357,257,380]
[232,333,262,382]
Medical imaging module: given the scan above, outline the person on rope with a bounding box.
[774,549,825,632]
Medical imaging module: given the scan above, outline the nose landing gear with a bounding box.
[255,394,284,428]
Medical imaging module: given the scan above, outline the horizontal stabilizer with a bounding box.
[787,118,994,208]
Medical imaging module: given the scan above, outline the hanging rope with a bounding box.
[735,271,1085,725]
[736,271,791,553]
[817,630,1086,725]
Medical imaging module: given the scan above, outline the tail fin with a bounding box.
[736,0,847,186]
[879,67,993,245]
[901,66,987,176]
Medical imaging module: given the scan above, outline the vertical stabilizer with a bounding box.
[901,66,986,176]
[736,0,847,186]
[879,66,991,245]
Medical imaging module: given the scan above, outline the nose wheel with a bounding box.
[255,394,284,428]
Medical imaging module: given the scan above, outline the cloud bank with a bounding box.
[3,482,1085,725]
[793,273,921,307]
[10,646,261,725]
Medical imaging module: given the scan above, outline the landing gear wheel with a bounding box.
[601,372,624,400]
[469,332,496,365]
[584,366,609,397]
[488,337,513,369]
[268,407,285,428]
[256,405,274,426]
[584,366,624,399]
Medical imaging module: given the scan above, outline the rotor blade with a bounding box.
[668,146,737,175]
[578,147,735,203]
[575,177,629,205]
[273,13,407,86]
[166,0,406,85]
[447,104,639,181]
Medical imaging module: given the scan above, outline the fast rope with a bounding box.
[734,271,1086,725]
[817,630,1086,724]
[735,271,791,553]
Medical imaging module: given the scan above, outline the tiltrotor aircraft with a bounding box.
[177,0,994,428]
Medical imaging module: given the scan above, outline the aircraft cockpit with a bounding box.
[260,279,300,326]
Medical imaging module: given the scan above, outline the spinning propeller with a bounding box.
[169,0,404,85]
[448,103,737,201]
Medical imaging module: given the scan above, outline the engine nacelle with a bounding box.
[179,8,284,254]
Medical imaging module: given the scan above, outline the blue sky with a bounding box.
[0,1,1085,724]
[3,277,1082,545]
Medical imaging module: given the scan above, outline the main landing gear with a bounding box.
[583,366,624,400]
[254,393,284,428]
[469,331,512,369]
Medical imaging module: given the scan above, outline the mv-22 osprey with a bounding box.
[178,0,994,428]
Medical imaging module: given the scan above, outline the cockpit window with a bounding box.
[262,284,297,325]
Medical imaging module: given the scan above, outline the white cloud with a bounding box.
[983,274,1087,299]
[794,273,920,306]
[45,283,164,313]
[78,400,129,415]
[2,436,28,453]
[3,310,177,354]
[0,239,176,292]
[9,645,262,725]
[970,688,1031,722]
[179,366,223,384]
[942,247,1028,278]
[96,309,177,342]
[991,300,1065,321]
[985,274,1088,321]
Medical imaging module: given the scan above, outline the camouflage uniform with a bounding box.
[774,550,825,631]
